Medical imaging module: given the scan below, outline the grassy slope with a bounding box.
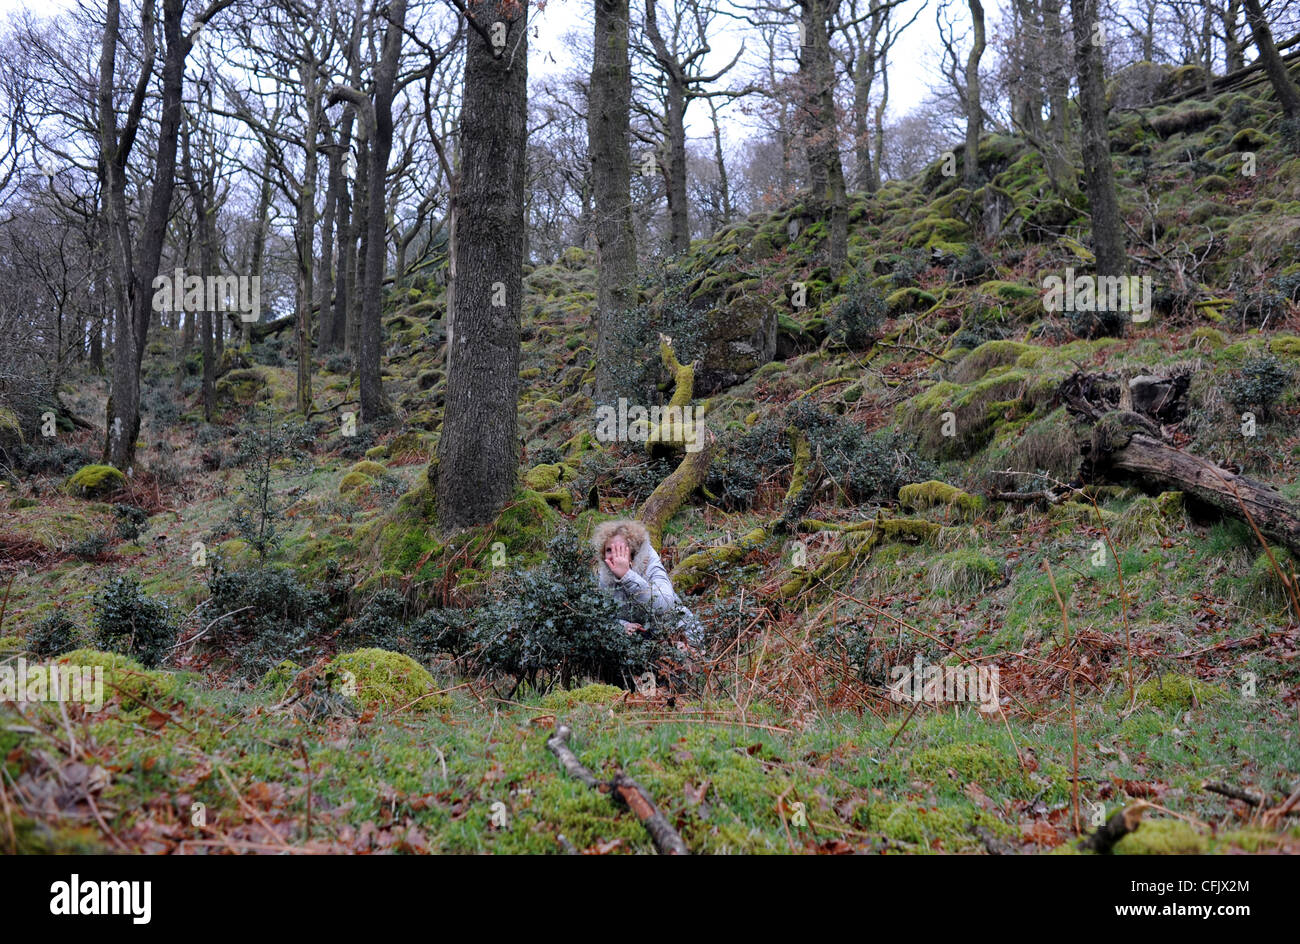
[3,68,1300,853]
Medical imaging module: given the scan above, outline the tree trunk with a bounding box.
[1224,0,1245,73]
[1072,0,1127,305]
[590,0,638,406]
[316,126,341,354]
[1043,0,1073,193]
[436,0,528,531]
[1243,0,1300,119]
[101,0,191,470]
[963,0,985,188]
[348,135,369,356]
[801,0,847,273]
[358,0,404,422]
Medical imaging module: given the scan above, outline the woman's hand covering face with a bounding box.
[605,535,632,579]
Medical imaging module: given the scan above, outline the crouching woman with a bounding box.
[592,519,704,648]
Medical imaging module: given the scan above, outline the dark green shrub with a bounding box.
[829,271,887,350]
[444,531,665,691]
[1227,354,1293,418]
[28,612,79,658]
[92,576,176,667]
[113,504,149,541]
[203,561,333,679]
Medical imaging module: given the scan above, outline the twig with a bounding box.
[545,724,688,855]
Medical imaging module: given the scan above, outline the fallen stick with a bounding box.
[545,724,688,855]
[1202,780,1266,807]
[1079,802,1148,854]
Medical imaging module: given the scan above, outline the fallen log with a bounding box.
[1087,410,1300,557]
[545,724,688,855]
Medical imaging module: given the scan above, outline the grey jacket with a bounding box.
[596,539,704,646]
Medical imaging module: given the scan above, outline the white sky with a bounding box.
[0,0,983,153]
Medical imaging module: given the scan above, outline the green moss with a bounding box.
[1113,818,1209,855]
[1187,326,1227,350]
[338,471,375,494]
[0,406,23,444]
[1267,335,1300,359]
[9,497,39,509]
[1133,673,1224,712]
[927,549,1000,593]
[54,648,174,714]
[539,683,624,710]
[0,635,23,652]
[885,287,938,313]
[1230,128,1272,150]
[365,445,388,460]
[898,480,985,516]
[330,648,448,712]
[64,464,126,498]
[260,660,302,700]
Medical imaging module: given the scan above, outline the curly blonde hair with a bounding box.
[590,518,650,563]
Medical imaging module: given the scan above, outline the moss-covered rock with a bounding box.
[1133,673,1224,712]
[329,648,447,712]
[539,683,624,710]
[64,464,126,499]
[54,648,173,714]
[1113,818,1209,855]
[898,480,984,517]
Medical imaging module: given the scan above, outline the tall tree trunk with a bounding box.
[1224,0,1245,73]
[1243,0,1300,119]
[348,135,369,356]
[101,0,192,470]
[359,0,405,422]
[181,122,216,421]
[294,76,321,418]
[963,0,986,188]
[317,125,341,354]
[1072,0,1127,331]
[590,0,638,405]
[707,98,732,223]
[436,0,528,530]
[801,0,847,272]
[1043,0,1072,193]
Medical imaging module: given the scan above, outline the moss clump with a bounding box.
[0,406,23,446]
[927,549,1000,593]
[1113,818,1209,855]
[260,659,302,700]
[898,480,984,517]
[0,635,23,652]
[885,287,937,313]
[1134,673,1223,712]
[523,462,569,491]
[9,497,38,509]
[329,648,447,712]
[365,445,388,460]
[867,801,1014,851]
[1267,335,1300,359]
[909,743,1021,786]
[339,471,375,494]
[492,490,561,558]
[63,464,127,498]
[539,683,624,710]
[1187,326,1227,350]
[54,648,173,714]
[348,460,387,478]
[1230,128,1272,150]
